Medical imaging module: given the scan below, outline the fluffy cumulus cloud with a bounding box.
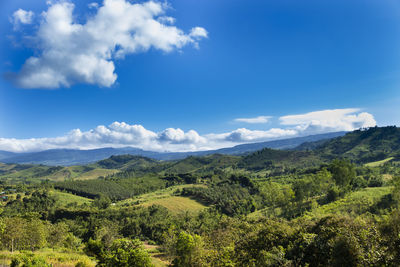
[10,0,207,89]
[208,128,297,143]
[234,116,271,124]
[0,109,377,153]
[11,9,34,28]
[280,108,376,133]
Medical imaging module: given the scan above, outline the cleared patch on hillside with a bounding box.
[140,196,206,213]
[364,157,394,167]
[50,190,92,206]
[143,242,169,267]
[117,184,207,213]
[75,168,118,180]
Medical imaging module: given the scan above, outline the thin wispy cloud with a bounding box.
[234,116,272,124]
[0,109,376,153]
[9,0,208,89]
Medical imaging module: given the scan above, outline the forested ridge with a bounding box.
[1,126,400,266]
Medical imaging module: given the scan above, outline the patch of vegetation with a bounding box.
[50,190,93,207]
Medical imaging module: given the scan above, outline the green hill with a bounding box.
[96,154,160,170]
[164,154,241,174]
[313,126,400,163]
[237,148,322,171]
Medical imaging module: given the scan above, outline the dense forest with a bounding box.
[1,126,400,266]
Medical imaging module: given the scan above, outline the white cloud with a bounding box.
[280,108,376,133]
[207,128,297,143]
[158,16,175,24]
[235,115,271,124]
[158,128,206,144]
[190,27,208,38]
[0,109,377,153]
[88,2,99,9]
[11,0,207,89]
[11,9,34,29]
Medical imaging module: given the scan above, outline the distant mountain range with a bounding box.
[0,131,346,166]
[0,150,17,160]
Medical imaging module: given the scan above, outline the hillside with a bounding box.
[0,147,151,166]
[0,150,17,160]
[164,154,241,174]
[0,163,119,183]
[310,126,400,163]
[95,154,160,170]
[235,126,400,172]
[238,148,322,171]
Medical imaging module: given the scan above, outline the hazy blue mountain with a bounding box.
[0,150,17,160]
[0,132,346,166]
[0,148,153,166]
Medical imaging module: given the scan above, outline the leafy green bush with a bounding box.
[10,252,49,267]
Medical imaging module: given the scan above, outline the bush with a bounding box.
[326,186,340,203]
[351,176,367,190]
[10,252,49,267]
[88,238,152,267]
[75,260,92,267]
[368,175,384,187]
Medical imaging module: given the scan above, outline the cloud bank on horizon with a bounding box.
[0,109,376,153]
[9,0,207,89]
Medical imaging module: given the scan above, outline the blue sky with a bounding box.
[0,0,400,152]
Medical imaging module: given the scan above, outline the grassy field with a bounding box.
[50,190,93,206]
[117,184,207,214]
[143,242,169,267]
[0,249,96,267]
[305,186,393,218]
[364,157,394,167]
[140,196,206,213]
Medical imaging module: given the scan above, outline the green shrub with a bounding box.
[10,252,49,267]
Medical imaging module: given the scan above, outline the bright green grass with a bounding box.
[117,184,207,213]
[141,196,206,213]
[151,257,169,267]
[305,186,393,218]
[364,157,394,167]
[143,242,169,267]
[0,248,96,267]
[117,184,206,205]
[50,190,92,206]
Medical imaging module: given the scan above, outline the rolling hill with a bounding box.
[300,126,400,163]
